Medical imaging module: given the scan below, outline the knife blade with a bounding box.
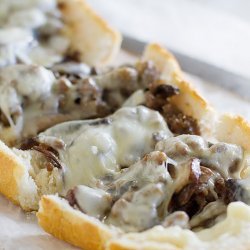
[122,34,250,101]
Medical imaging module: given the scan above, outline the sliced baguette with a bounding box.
[36,43,250,249]
[58,0,122,65]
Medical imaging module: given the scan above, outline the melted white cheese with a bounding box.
[0,64,55,101]
[107,183,165,232]
[156,134,244,179]
[0,65,56,142]
[74,186,112,219]
[60,127,245,232]
[0,28,33,46]
[28,46,64,67]
[42,106,172,193]
[190,201,226,229]
[122,89,146,107]
[0,0,69,67]
[6,8,46,29]
[0,28,33,67]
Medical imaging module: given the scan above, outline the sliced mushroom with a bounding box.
[170,166,225,217]
[190,201,226,229]
[224,178,250,205]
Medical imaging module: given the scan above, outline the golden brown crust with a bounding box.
[37,195,116,250]
[215,113,250,151]
[142,43,209,115]
[0,141,38,211]
[143,43,215,137]
[58,0,122,66]
[142,43,182,80]
[0,141,21,205]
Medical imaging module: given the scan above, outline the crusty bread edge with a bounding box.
[143,43,216,138]
[37,195,117,250]
[58,0,122,66]
[37,43,250,249]
[0,141,21,205]
[0,141,39,211]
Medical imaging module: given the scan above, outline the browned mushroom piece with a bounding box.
[155,134,244,179]
[20,137,63,170]
[169,165,226,217]
[189,201,227,229]
[145,80,200,135]
[224,178,250,205]
[145,80,179,110]
[56,77,110,118]
[162,103,201,135]
[135,60,160,88]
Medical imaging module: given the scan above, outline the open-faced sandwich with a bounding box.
[1,1,250,250]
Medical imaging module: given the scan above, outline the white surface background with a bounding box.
[0,194,77,250]
[89,0,250,78]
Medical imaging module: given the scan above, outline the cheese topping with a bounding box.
[73,186,112,219]
[155,134,244,179]
[0,8,246,233]
[0,0,69,67]
[41,106,172,193]
[0,65,56,142]
[0,28,34,67]
[0,60,169,146]
[63,132,247,232]
[0,64,55,100]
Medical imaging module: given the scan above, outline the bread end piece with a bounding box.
[0,141,20,205]
[37,195,116,250]
[0,141,38,211]
[58,0,122,66]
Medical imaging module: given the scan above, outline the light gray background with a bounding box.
[89,0,250,78]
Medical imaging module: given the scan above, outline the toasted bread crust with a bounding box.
[0,141,38,211]
[143,43,214,137]
[0,141,21,205]
[215,113,250,151]
[58,0,121,65]
[37,195,116,250]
